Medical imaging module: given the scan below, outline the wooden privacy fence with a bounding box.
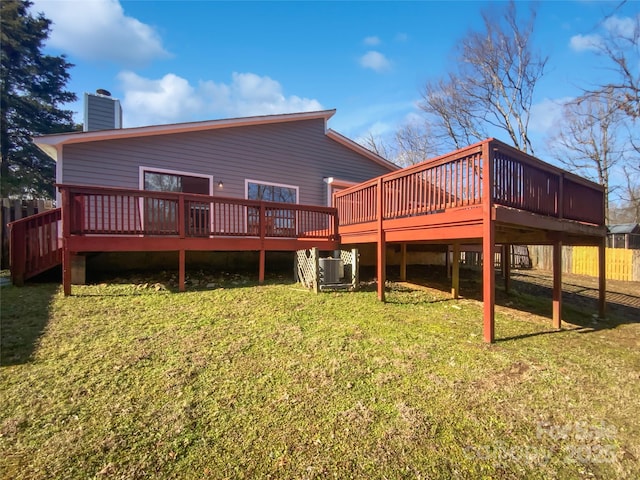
[459,245,532,270]
[529,245,640,282]
[1,198,55,269]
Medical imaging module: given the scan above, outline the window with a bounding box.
[245,180,298,237]
[144,171,210,195]
[246,182,297,203]
[140,168,212,235]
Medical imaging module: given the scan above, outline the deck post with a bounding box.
[178,194,186,238]
[259,203,266,284]
[61,187,72,296]
[598,237,606,318]
[178,249,185,292]
[259,249,266,284]
[552,239,562,329]
[400,243,407,281]
[377,177,386,301]
[482,140,495,343]
[503,244,511,294]
[352,248,359,291]
[312,247,319,294]
[451,242,460,299]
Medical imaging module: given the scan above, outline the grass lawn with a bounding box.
[1,274,639,479]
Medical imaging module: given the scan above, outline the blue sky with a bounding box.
[31,0,639,152]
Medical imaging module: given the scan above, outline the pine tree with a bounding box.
[1,0,77,199]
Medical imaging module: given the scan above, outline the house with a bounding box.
[15,92,396,287]
[10,92,609,343]
[40,92,397,209]
[607,223,640,249]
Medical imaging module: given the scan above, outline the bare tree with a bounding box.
[548,91,626,222]
[581,10,639,121]
[394,120,439,166]
[360,119,441,168]
[577,8,640,222]
[421,78,483,150]
[620,165,640,222]
[360,131,393,160]
[420,1,547,154]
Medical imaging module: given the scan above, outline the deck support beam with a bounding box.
[259,202,266,284]
[62,187,71,296]
[377,177,386,302]
[451,243,460,299]
[482,230,495,342]
[482,141,495,343]
[400,243,407,281]
[552,240,562,329]
[598,238,606,318]
[259,249,266,284]
[377,235,386,301]
[178,250,185,292]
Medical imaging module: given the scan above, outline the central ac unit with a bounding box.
[319,258,343,284]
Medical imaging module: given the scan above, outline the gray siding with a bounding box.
[84,94,122,131]
[62,118,392,206]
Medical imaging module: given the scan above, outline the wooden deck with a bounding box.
[9,185,339,292]
[9,138,608,343]
[334,138,607,342]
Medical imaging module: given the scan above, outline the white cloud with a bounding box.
[363,36,381,46]
[569,14,639,52]
[118,71,323,127]
[529,97,574,134]
[402,111,425,125]
[368,121,393,137]
[603,15,638,38]
[31,0,169,66]
[359,51,391,73]
[569,33,602,52]
[331,100,415,139]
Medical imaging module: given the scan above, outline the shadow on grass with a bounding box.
[494,326,586,342]
[1,268,60,366]
[363,265,640,337]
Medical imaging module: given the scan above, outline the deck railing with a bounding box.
[9,207,62,285]
[335,139,605,227]
[58,184,338,240]
[493,142,605,224]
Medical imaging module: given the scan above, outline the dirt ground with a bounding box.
[374,265,640,326]
[509,269,639,318]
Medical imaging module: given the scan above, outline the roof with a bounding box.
[608,223,640,234]
[33,109,398,172]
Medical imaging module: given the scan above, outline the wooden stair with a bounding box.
[9,208,62,285]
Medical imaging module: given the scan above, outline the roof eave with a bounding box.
[33,109,338,150]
